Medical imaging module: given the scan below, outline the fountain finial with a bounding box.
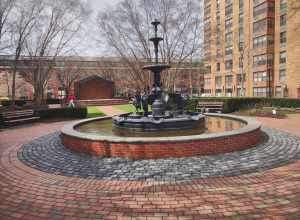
[149,19,163,64]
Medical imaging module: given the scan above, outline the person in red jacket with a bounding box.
[67,94,76,108]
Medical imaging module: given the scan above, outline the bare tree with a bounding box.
[0,0,15,51]
[56,59,83,101]
[10,0,43,106]
[97,0,203,92]
[19,0,90,105]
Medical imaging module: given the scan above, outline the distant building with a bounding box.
[74,75,115,100]
[203,0,300,98]
[0,56,205,100]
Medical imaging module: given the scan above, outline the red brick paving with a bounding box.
[97,106,126,117]
[0,116,300,219]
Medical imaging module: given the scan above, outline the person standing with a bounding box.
[67,94,76,108]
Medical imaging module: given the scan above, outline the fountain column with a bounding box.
[144,19,170,117]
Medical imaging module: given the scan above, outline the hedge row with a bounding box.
[187,97,300,113]
[38,108,87,119]
[1,99,61,106]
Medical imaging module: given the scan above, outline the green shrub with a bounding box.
[188,97,300,113]
[46,99,60,105]
[1,100,27,107]
[38,107,87,119]
[1,99,61,106]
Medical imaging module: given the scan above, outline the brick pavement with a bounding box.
[97,106,126,117]
[0,115,300,219]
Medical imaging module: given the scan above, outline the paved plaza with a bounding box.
[0,114,300,219]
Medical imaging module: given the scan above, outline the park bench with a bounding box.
[0,109,40,126]
[197,101,224,113]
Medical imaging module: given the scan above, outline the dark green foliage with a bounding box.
[187,97,300,113]
[45,99,60,105]
[1,99,60,106]
[1,100,27,107]
[38,108,87,119]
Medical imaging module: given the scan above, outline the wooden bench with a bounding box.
[197,102,224,113]
[0,109,40,126]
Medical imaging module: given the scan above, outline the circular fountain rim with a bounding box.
[61,113,261,143]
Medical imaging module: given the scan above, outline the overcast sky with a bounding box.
[90,0,121,9]
[78,0,122,57]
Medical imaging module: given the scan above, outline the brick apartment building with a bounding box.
[0,56,204,100]
[203,0,300,98]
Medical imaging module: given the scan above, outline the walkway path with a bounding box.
[97,106,126,117]
[256,114,300,137]
[0,114,299,219]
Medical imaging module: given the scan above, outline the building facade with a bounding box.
[203,0,300,98]
[0,56,204,100]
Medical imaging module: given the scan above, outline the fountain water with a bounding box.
[113,20,204,132]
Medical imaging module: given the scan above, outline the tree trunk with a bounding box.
[11,62,17,107]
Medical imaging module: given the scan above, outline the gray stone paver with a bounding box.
[18,127,300,181]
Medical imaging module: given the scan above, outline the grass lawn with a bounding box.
[113,104,152,113]
[113,104,136,113]
[87,106,106,118]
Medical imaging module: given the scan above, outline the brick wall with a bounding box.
[75,78,114,100]
[61,129,261,160]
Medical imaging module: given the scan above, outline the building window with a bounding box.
[225,75,233,87]
[280,14,286,27]
[253,54,273,67]
[215,89,222,97]
[215,76,222,87]
[253,19,267,33]
[216,63,220,71]
[253,35,273,48]
[239,13,244,25]
[280,51,286,64]
[203,89,212,96]
[226,0,233,5]
[216,0,220,10]
[239,57,244,68]
[206,65,211,74]
[225,4,233,17]
[275,86,282,97]
[225,18,233,30]
[253,54,266,66]
[239,29,244,43]
[225,32,233,44]
[225,45,233,55]
[253,71,271,82]
[253,2,274,19]
[239,0,244,12]
[253,87,272,97]
[253,19,274,34]
[253,35,267,48]
[280,32,286,45]
[204,78,211,86]
[225,60,233,70]
[280,0,287,11]
[279,69,286,82]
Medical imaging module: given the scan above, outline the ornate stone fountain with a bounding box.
[113,20,204,131]
[60,20,263,160]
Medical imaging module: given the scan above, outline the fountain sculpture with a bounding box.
[113,20,204,131]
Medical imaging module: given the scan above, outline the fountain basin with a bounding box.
[113,113,205,131]
[61,114,262,160]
